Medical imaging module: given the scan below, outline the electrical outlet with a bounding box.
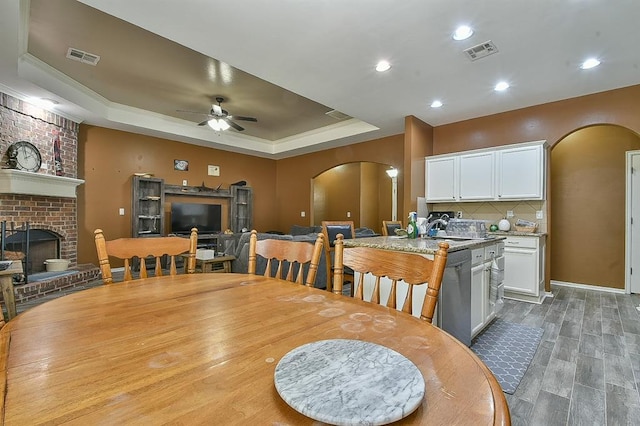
[456,211,463,218]
[506,210,514,218]
[118,208,125,216]
[182,179,188,186]
[347,211,351,218]
[301,211,306,217]
[208,165,220,176]
[536,210,544,219]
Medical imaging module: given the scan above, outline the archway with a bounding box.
[312,162,394,233]
[550,124,640,290]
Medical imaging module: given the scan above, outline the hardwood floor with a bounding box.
[501,286,640,426]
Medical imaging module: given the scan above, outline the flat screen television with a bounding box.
[171,202,222,234]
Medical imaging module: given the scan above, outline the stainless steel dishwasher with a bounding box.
[436,248,472,346]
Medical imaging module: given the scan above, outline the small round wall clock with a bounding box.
[6,141,42,172]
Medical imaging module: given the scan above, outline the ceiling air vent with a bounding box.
[325,109,351,120]
[463,40,498,61]
[66,47,100,66]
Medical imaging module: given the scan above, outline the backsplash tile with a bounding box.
[428,201,547,233]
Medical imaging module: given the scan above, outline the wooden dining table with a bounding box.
[0,273,510,425]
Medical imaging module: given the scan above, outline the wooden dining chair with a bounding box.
[321,221,356,293]
[248,230,324,286]
[332,234,449,323]
[381,220,403,236]
[94,228,198,284]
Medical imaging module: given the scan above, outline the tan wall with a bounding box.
[77,126,278,265]
[312,162,393,231]
[313,163,361,226]
[433,84,640,290]
[276,134,405,232]
[404,116,434,215]
[551,125,640,288]
[434,84,640,153]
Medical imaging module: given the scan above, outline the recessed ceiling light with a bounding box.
[494,81,510,92]
[375,60,391,72]
[430,100,443,108]
[580,58,601,70]
[452,25,474,41]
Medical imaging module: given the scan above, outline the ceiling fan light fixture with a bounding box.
[219,119,230,131]
[208,119,222,131]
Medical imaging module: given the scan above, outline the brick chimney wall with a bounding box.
[0,92,81,266]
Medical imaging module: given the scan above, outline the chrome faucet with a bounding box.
[425,214,450,236]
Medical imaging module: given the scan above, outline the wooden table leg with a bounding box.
[0,276,17,321]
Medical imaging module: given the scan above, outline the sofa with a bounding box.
[224,225,379,289]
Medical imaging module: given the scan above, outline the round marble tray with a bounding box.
[274,339,425,426]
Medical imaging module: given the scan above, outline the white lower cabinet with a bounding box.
[470,244,500,338]
[470,263,488,337]
[503,235,546,303]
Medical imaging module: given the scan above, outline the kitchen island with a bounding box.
[342,235,506,346]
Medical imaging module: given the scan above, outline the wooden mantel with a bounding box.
[0,169,84,198]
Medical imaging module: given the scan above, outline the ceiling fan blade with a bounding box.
[197,119,210,126]
[233,116,258,122]
[224,118,244,131]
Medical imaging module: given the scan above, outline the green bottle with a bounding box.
[407,212,418,239]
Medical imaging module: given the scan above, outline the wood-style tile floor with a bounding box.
[501,286,640,426]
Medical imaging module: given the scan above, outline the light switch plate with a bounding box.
[119,208,125,216]
[536,210,544,219]
[301,211,306,217]
[208,165,220,176]
[506,210,514,218]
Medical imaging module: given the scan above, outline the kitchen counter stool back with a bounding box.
[332,235,449,323]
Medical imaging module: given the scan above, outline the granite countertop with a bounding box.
[343,235,505,255]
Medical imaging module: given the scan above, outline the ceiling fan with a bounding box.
[178,97,257,131]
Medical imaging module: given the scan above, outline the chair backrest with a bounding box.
[332,234,449,323]
[321,221,355,291]
[94,228,198,284]
[248,229,323,286]
[381,220,403,236]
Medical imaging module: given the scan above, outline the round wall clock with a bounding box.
[7,141,42,172]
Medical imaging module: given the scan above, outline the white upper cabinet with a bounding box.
[497,144,544,200]
[425,156,458,201]
[459,151,495,201]
[426,140,546,203]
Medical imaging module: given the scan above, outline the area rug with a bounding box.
[470,318,544,394]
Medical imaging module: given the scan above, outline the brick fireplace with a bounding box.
[1,92,100,302]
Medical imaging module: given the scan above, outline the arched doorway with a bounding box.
[550,124,640,290]
[312,162,394,232]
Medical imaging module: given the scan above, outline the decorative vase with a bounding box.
[498,219,511,231]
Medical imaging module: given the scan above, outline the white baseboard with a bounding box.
[550,280,625,294]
